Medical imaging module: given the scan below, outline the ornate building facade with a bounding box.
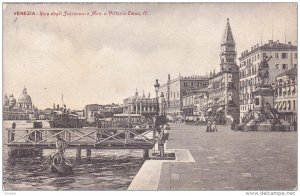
[274,68,297,124]
[239,40,297,122]
[159,74,209,117]
[122,90,157,118]
[3,87,38,120]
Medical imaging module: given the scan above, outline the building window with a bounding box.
[282,64,287,69]
[288,101,291,110]
[294,64,297,69]
[293,100,296,109]
[276,64,279,69]
[257,54,260,59]
[255,98,260,105]
[275,53,279,58]
[295,53,297,59]
[281,53,287,59]
[263,53,267,58]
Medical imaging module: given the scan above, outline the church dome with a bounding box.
[18,87,32,104]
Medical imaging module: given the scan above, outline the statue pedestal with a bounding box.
[252,85,274,114]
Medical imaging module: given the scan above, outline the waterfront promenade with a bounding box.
[129,123,297,190]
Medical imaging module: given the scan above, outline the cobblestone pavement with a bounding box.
[158,123,297,190]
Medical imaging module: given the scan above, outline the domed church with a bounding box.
[17,87,32,109]
[3,87,37,120]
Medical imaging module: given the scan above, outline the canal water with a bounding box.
[2,121,145,190]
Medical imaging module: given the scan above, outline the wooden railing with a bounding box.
[6,127,156,148]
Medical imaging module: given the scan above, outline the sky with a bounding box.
[3,3,297,110]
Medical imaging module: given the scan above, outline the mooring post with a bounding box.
[76,147,81,161]
[87,148,91,160]
[143,149,149,159]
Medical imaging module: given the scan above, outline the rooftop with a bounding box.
[239,40,297,60]
[276,67,298,78]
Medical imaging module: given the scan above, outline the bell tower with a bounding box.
[220,18,238,72]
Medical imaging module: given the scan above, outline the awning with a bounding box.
[217,107,223,112]
[207,108,212,112]
[177,115,184,119]
[217,96,225,104]
[166,115,173,121]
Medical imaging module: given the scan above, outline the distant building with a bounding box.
[239,40,297,122]
[159,74,209,117]
[3,87,38,120]
[84,103,122,123]
[206,18,240,122]
[274,68,297,124]
[182,89,208,121]
[122,90,157,118]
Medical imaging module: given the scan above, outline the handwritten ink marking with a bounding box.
[40,11,49,17]
[14,11,36,16]
[128,11,141,16]
[108,11,127,16]
[51,11,62,16]
[91,11,102,16]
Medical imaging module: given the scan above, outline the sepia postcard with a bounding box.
[2,2,298,193]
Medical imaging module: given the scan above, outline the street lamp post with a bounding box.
[154,79,160,116]
[154,79,160,147]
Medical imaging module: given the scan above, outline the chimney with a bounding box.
[246,50,248,54]
[251,47,253,51]
[277,40,279,44]
[257,44,259,48]
[288,42,291,46]
[269,40,273,45]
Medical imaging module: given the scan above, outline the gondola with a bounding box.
[49,154,76,174]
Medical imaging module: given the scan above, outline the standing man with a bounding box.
[55,135,67,164]
[211,121,218,132]
[206,120,212,132]
[157,126,165,157]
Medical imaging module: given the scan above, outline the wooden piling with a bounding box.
[143,149,149,159]
[76,147,81,160]
[87,148,91,160]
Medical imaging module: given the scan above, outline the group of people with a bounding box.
[206,120,218,132]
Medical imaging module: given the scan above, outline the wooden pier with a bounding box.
[5,127,156,159]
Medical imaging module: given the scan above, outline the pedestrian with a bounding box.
[55,135,67,164]
[157,127,165,157]
[206,120,212,132]
[293,120,297,131]
[211,121,218,132]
